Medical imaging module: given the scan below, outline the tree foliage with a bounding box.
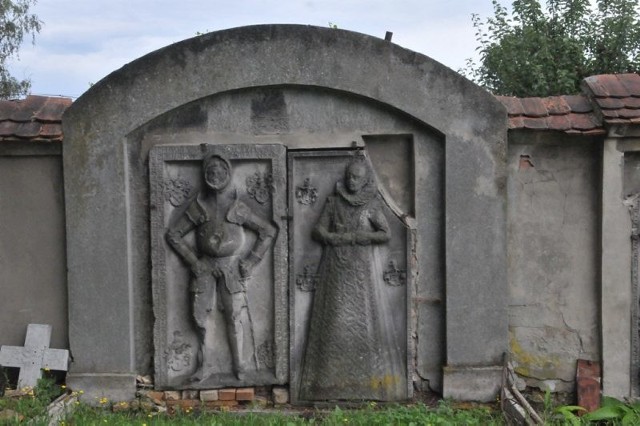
[463,0,640,97]
[0,0,40,99]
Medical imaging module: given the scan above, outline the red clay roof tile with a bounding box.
[618,108,640,119]
[597,97,626,109]
[546,114,572,130]
[542,96,571,115]
[624,97,640,108]
[508,116,525,129]
[570,113,600,130]
[520,97,548,117]
[0,95,71,142]
[617,73,640,96]
[563,95,593,113]
[522,117,549,130]
[496,96,524,116]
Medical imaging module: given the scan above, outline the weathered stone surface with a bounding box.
[507,133,601,392]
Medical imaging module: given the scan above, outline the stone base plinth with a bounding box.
[442,365,502,402]
[66,373,136,405]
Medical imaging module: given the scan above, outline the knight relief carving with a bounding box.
[298,156,407,401]
[165,153,277,383]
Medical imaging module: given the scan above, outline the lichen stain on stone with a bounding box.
[369,374,401,390]
[510,331,561,380]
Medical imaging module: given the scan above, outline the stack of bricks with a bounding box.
[163,387,257,413]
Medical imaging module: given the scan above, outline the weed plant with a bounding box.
[0,375,64,424]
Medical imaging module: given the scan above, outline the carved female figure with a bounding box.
[299,157,405,401]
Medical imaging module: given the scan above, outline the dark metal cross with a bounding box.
[0,324,69,388]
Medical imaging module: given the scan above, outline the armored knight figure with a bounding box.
[166,154,277,382]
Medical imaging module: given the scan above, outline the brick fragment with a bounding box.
[218,388,236,401]
[577,359,601,414]
[272,386,289,404]
[163,390,181,401]
[182,390,199,400]
[200,389,219,401]
[235,387,255,401]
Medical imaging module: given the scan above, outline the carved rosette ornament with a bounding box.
[164,177,193,207]
[165,331,192,372]
[383,260,406,287]
[295,178,318,205]
[296,264,319,292]
[246,172,275,204]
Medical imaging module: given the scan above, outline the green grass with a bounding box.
[64,401,503,425]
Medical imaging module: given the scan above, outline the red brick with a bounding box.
[218,388,236,401]
[235,387,255,401]
[576,359,601,414]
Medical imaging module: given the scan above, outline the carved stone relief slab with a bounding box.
[150,144,287,389]
[288,150,411,403]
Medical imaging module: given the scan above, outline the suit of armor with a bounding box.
[166,154,276,381]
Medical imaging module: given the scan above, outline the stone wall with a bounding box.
[507,131,601,392]
[0,142,68,350]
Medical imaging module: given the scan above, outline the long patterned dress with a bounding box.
[299,180,405,401]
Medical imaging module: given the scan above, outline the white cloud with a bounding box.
[7,0,496,98]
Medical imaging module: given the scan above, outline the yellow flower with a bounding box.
[61,384,66,389]
[44,367,50,372]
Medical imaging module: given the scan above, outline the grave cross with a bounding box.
[0,324,69,388]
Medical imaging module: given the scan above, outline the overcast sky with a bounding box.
[7,0,496,99]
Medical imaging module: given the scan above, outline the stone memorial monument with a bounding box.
[62,24,507,403]
[151,144,287,389]
[295,153,408,402]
